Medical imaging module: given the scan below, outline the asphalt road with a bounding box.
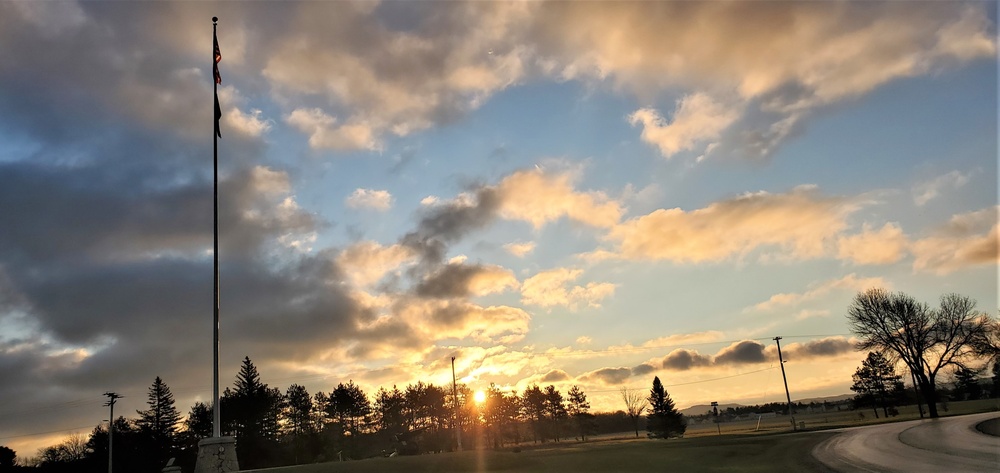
[812,411,1000,472]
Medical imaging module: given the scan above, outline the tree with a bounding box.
[373,386,407,434]
[850,352,904,418]
[972,315,1000,364]
[40,432,88,464]
[566,385,595,442]
[542,385,567,442]
[847,289,993,418]
[222,356,284,469]
[86,417,146,472]
[619,387,647,438]
[136,376,181,466]
[521,385,547,443]
[0,446,16,469]
[646,377,685,438]
[184,401,213,440]
[953,366,984,401]
[328,381,371,436]
[284,384,314,437]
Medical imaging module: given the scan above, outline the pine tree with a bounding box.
[542,385,567,442]
[566,385,596,441]
[136,376,181,465]
[328,381,371,435]
[851,352,904,418]
[222,356,284,468]
[647,376,685,439]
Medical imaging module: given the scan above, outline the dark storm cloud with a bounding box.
[783,337,854,360]
[712,340,769,366]
[539,369,571,383]
[579,367,632,385]
[0,162,208,267]
[661,349,713,371]
[401,186,502,266]
[414,262,491,299]
[630,363,657,377]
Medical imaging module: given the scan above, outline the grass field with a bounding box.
[245,433,837,473]
[245,399,999,473]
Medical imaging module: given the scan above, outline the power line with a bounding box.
[0,425,96,441]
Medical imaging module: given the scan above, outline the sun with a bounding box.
[473,389,486,404]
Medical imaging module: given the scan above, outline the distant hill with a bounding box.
[679,394,854,417]
[794,394,854,404]
[680,403,744,417]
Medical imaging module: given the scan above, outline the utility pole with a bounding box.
[773,337,795,431]
[103,392,122,473]
[711,401,720,436]
[451,356,462,451]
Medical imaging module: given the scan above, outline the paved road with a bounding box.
[812,412,1000,472]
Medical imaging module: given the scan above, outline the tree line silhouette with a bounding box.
[3,357,686,472]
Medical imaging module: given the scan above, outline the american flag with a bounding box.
[214,28,222,138]
[213,31,222,84]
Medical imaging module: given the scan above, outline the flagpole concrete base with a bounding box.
[194,436,239,473]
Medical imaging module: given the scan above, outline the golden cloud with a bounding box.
[607,186,863,263]
[520,267,616,310]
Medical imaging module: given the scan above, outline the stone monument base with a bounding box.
[194,436,239,473]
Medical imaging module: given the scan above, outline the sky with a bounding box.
[0,0,997,457]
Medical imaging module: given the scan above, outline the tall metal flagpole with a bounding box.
[212,16,221,439]
[196,18,238,472]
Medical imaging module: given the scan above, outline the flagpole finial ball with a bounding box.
[212,16,218,23]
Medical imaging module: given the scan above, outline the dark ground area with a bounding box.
[245,431,838,473]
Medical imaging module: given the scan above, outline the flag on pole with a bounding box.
[214,29,222,138]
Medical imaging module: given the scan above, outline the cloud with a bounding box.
[911,207,999,274]
[346,188,394,211]
[415,262,518,299]
[578,367,632,385]
[530,2,995,158]
[503,241,536,257]
[263,2,531,148]
[606,186,864,263]
[630,363,657,377]
[776,337,854,361]
[713,340,769,366]
[226,107,272,138]
[576,336,592,345]
[837,223,908,265]
[639,331,726,348]
[337,241,415,287]
[913,170,972,206]
[520,268,616,310]
[660,349,713,371]
[401,186,502,267]
[628,94,739,159]
[286,108,380,152]
[747,273,889,313]
[392,299,530,344]
[539,369,571,383]
[496,169,622,228]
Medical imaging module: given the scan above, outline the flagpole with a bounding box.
[212,15,221,440]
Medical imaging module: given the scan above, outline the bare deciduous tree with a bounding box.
[847,289,993,418]
[619,387,647,438]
